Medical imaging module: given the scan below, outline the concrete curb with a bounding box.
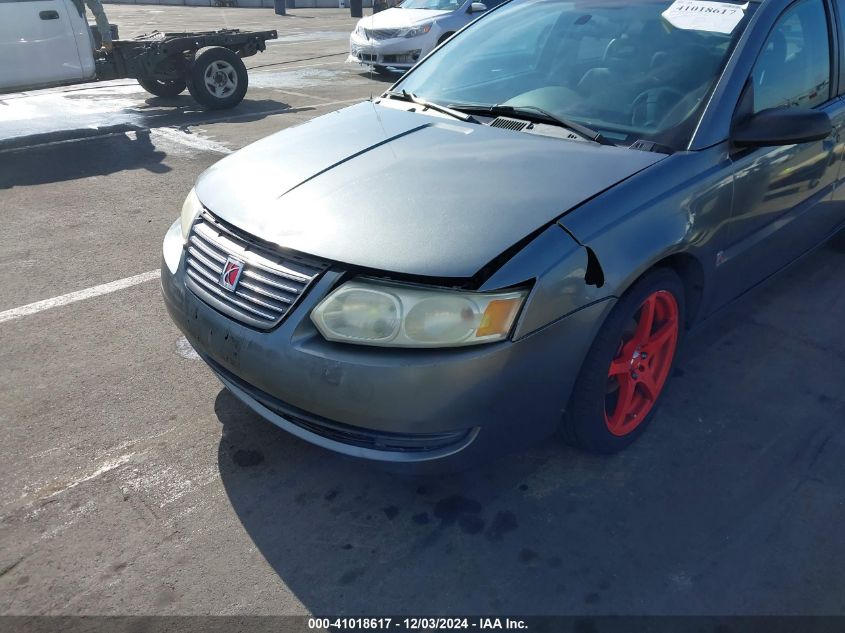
[0,124,143,153]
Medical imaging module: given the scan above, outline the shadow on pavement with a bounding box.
[213,239,845,615]
[129,96,292,128]
[357,70,405,84]
[0,129,169,189]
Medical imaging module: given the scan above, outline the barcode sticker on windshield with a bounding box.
[662,0,747,34]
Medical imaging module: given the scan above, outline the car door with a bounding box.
[717,0,844,302]
[826,0,845,229]
[0,0,88,91]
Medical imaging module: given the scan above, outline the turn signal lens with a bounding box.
[476,298,523,338]
[311,279,527,348]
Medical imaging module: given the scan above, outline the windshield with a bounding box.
[399,0,460,9]
[395,0,756,148]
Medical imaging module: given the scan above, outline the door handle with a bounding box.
[39,10,60,19]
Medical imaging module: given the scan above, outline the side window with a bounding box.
[751,0,831,112]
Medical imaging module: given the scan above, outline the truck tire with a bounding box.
[138,78,187,98]
[188,47,248,109]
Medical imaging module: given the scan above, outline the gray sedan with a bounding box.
[162,0,845,468]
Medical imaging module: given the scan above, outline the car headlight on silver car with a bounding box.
[311,279,527,348]
[180,188,203,241]
[400,22,432,38]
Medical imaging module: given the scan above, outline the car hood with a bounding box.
[358,7,450,28]
[195,102,664,278]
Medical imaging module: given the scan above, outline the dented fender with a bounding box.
[480,224,613,339]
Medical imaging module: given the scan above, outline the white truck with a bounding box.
[0,0,277,109]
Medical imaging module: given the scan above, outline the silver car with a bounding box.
[349,0,495,73]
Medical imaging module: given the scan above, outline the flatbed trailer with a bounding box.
[1,0,275,103]
[96,29,278,109]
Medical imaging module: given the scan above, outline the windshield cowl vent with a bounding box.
[490,116,530,132]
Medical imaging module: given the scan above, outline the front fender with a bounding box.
[480,224,611,339]
[558,146,735,310]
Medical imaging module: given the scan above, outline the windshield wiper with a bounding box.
[447,103,613,145]
[384,90,478,123]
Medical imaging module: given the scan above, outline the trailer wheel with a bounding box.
[188,47,248,109]
[138,78,187,98]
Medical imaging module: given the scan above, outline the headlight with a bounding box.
[311,279,527,348]
[180,188,203,241]
[400,22,432,38]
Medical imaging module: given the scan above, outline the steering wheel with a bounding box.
[631,87,685,128]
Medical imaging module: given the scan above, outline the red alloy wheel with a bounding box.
[604,290,680,436]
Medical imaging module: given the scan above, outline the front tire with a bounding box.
[188,47,248,109]
[138,78,187,98]
[562,268,685,453]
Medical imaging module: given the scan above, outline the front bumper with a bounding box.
[162,224,610,468]
[348,32,432,69]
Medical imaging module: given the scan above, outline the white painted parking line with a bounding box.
[302,97,364,109]
[0,270,160,325]
[149,128,232,154]
[251,59,351,72]
[274,89,333,101]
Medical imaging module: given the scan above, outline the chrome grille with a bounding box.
[184,211,328,329]
[365,28,402,40]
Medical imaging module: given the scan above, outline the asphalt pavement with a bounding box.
[1,5,844,617]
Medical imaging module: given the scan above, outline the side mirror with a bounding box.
[469,2,487,12]
[732,107,832,148]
